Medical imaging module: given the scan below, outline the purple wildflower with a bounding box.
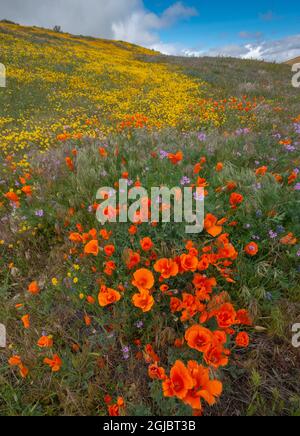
[294,123,300,134]
[285,145,296,152]
[35,209,44,217]
[180,176,190,186]
[159,150,169,159]
[136,321,144,329]
[122,346,130,360]
[269,230,278,239]
[198,133,207,142]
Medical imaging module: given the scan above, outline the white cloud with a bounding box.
[110,2,198,47]
[0,0,197,49]
[0,0,141,37]
[202,34,300,62]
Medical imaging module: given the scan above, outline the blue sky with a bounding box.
[143,0,300,59]
[2,0,300,61]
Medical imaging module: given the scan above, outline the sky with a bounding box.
[1,0,300,62]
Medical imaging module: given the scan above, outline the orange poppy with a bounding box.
[204,214,223,237]
[69,232,83,243]
[154,258,179,279]
[288,171,297,185]
[28,281,40,295]
[99,147,108,157]
[9,356,29,378]
[215,303,237,329]
[174,338,185,348]
[162,360,194,400]
[144,344,160,363]
[148,363,166,380]
[108,404,120,416]
[88,228,97,239]
[226,181,237,191]
[180,254,198,272]
[160,284,169,293]
[204,345,229,369]
[43,354,62,372]
[170,297,182,313]
[198,255,210,271]
[215,162,224,172]
[255,166,268,176]
[104,244,115,257]
[86,295,95,304]
[273,173,283,183]
[193,163,202,174]
[140,237,153,252]
[37,336,53,348]
[4,192,20,204]
[100,229,111,240]
[235,332,250,348]
[185,325,213,353]
[126,250,141,269]
[84,315,91,326]
[107,397,125,417]
[185,361,223,408]
[280,233,297,245]
[229,193,244,208]
[168,151,183,165]
[21,314,30,329]
[132,268,154,291]
[21,185,32,196]
[218,243,238,260]
[128,225,138,235]
[65,157,74,171]
[132,289,154,312]
[19,364,29,378]
[84,240,99,256]
[98,286,121,307]
[244,242,259,256]
[8,355,22,366]
[236,309,252,326]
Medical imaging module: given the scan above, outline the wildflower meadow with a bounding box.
[0,21,300,417]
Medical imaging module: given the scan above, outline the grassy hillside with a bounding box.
[285,56,300,65]
[0,22,300,416]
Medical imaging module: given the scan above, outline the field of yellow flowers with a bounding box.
[0,21,300,416]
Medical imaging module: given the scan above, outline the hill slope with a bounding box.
[0,21,205,159]
[285,56,300,65]
[0,22,298,168]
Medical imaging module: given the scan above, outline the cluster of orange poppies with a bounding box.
[118,113,149,131]
[3,172,33,208]
[65,209,252,414]
[9,280,63,376]
[141,237,251,414]
[105,396,126,416]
